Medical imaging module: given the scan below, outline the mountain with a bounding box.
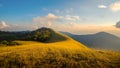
[0,28,120,68]
[61,31,120,50]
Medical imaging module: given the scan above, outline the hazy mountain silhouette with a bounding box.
[61,31,120,50]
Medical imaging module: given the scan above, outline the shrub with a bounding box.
[0,40,9,45]
[0,40,19,46]
[9,41,19,46]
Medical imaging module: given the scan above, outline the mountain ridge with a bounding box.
[61,31,120,50]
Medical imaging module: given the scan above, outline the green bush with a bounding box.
[0,40,19,46]
[9,41,19,46]
[0,40,9,45]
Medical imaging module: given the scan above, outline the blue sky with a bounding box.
[0,0,119,24]
[0,0,120,36]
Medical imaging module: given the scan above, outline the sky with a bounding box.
[0,0,120,36]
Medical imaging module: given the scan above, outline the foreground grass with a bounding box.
[0,39,120,68]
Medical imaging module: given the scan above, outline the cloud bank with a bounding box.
[0,21,9,29]
[33,13,58,27]
[98,1,120,12]
[109,1,120,12]
[0,21,37,31]
[0,13,81,31]
[98,5,107,9]
[33,13,80,28]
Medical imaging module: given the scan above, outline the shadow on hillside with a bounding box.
[44,33,67,43]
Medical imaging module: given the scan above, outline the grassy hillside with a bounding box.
[0,35,120,68]
[0,27,67,44]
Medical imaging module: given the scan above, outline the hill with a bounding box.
[61,32,120,50]
[0,27,67,46]
[0,28,120,68]
[34,28,67,43]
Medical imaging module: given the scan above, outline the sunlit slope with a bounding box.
[0,34,89,54]
[0,32,120,68]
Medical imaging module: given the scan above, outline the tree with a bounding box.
[32,30,51,42]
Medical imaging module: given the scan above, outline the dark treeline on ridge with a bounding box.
[0,27,66,46]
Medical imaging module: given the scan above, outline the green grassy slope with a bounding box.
[0,32,120,68]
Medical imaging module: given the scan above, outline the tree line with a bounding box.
[0,27,53,46]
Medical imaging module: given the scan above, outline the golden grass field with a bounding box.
[0,34,120,68]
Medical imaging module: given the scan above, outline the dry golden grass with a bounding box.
[0,36,120,68]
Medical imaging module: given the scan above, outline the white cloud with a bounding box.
[0,14,81,31]
[59,15,80,21]
[0,21,9,29]
[98,1,120,12]
[33,13,58,27]
[0,23,37,31]
[0,21,38,31]
[33,13,81,28]
[109,1,120,12]
[46,13,58,19]
[98,5,107,8]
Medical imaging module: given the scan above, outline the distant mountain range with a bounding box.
[61,31,120,50]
